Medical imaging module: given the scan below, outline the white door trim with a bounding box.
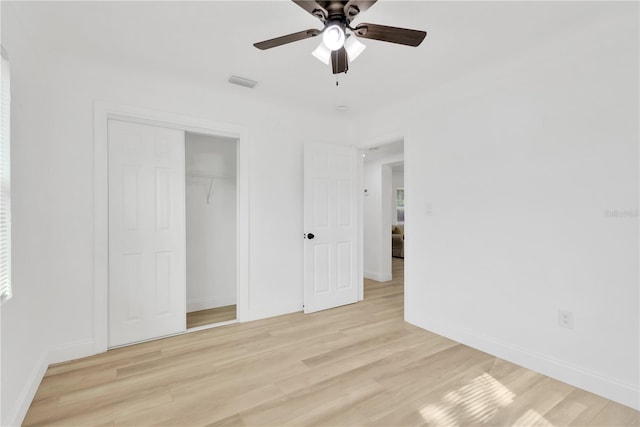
[93,101,250,353]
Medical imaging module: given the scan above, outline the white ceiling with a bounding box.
[5,1,625,117]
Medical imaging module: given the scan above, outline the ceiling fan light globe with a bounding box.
[322,24,345,51]
[312,42,331,65]
[344,36,366,61]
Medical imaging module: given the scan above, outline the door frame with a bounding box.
[93,101,249,353]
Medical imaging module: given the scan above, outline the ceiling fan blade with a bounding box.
[344,0,377,19]
[292,0,328,21]
[254,29,321,50]
[354,23,426,47]
[331,47,348,74]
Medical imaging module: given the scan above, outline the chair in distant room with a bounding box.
[392,225,404,258]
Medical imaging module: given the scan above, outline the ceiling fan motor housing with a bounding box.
[324,18,347,34]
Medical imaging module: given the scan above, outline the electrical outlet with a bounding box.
[558,310,574,329]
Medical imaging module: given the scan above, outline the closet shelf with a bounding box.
[186,172,234,180]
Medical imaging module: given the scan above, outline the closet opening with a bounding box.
[185,132,238,329]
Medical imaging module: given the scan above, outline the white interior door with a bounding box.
[108,119,186,347]
[304,142,358,313]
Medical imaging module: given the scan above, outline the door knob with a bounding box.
[305,233,315,240]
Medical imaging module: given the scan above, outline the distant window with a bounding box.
[0,47,12,304]
[396,188,404,223]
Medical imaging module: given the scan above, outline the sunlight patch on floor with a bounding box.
[515,409,556,426]
[419,373,516,426]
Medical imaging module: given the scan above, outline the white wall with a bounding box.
[0,9,56,426]
[186,133,237,313]
[0,4,353,424]
[363,153,403,282]
[357,6,639,409]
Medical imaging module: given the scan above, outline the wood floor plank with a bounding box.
[116,384,283,426]
[589,400,640,426]
[489,376,575,426]
[23,258,639,426]
[187,305,237,329]
[204,413,246,427]
[240,378,383,426]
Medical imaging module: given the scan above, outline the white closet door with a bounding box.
[303,142,358,313]
[108,119,186,347]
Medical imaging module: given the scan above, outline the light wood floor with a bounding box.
[24,258,639,426]
[187,305,237,329]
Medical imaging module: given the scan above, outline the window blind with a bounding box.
[0,46,12,304]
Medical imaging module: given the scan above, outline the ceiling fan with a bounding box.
[253,0,427,75]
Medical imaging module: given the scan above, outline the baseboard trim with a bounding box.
[406,315,640,410]
[6,351,48,427]
[48,339,96,365]
[6,338,97,427]
[364,271,392,282]
[245,303,302,322]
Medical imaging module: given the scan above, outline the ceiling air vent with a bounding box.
[228,75,258,89]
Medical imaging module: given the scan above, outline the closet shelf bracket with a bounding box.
[206,177,214,204]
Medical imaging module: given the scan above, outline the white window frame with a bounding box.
[0,46,12,304]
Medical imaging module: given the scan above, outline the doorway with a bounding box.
[185,133,238,329]
[362,139,405,285]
